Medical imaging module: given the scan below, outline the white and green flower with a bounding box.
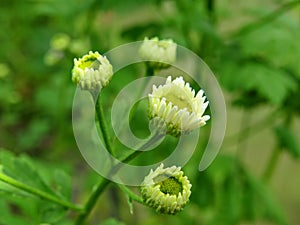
[141,164,191,215]
[149,76,210,137]
[72,51,113,92]
[139,37,176,69]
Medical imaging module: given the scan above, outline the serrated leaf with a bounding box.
[233,63,296,104]
[54,170,72,200]
[0,150,55,196]
[240,15,300,78]
[274,125,300,158]
[0,149,73,210]
[39,203,67,224]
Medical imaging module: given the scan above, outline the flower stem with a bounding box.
[75,133,160,224]
[145,64,154,77]
[94,93,114,156]
[117,184,145,205]
[75,178,110,225]
[121,133,163,163]
[75,92,162,224]
[0,172,83,211]
[75,93,114,225]
[263,145,281,182]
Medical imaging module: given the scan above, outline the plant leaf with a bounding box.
[274,125,300,158]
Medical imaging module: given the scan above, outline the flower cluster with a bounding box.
[71,38,211,216]
[141,164,191,214]
[72,51,113,92]
[139,37,176,69]
[149,76,210,137]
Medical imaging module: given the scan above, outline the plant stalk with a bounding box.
[0,173,83,211]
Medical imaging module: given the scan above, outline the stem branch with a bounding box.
[263,145,281,182]
[0,173,83,211]
[117,184,145,205]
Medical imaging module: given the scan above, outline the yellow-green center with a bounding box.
[79,56,100,70]
[157,41,170,49]
[154,175,183,196]
[163,86,193,112]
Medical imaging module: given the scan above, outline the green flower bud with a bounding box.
[72,51,113,92]
[140,164,192,215]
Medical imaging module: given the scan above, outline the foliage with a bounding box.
[0,0,300,225]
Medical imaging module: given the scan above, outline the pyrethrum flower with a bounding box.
[72,51,113,92]
[149,76,210,137]
[139,37,176,69]
[140,164,191,215]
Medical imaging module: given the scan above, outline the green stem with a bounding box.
[263,113,293,182]
[75,178,110,225]
[224,108,279,146]
[236,108,252,160]
[230,0,300,39]
[94,93,114,156]
[121,133,163,163]
[263,145,281,182]
[75,133,161,224]
[145,64,154,77]
[0,173,83,211]
[76,92,163,224]
[128,64,154,123]
[75,93,114,225]
[117,184,145,205]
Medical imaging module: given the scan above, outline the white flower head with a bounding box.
[139,37,176,69]
[141,164,192,215]
[149,76,210,137]
[72,51,113,92]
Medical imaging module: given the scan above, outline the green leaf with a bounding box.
[0,150,55,195]
[240,15,300,78]
[274,125,300,158]
[39,203,66,224]
[0,199,26,225]
[221,62,297,105]
[0,149,73,223]
[99,218,127,225]
[243,170,288,225]
[54,170,72,200]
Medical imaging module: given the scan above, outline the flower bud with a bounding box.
[149,76,210,137]
[72,51,113,92]
[140,164,192,215]
[139,37,176,70]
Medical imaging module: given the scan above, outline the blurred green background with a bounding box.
[0,0,300,225]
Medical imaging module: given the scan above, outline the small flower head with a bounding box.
[140,164,192,215]
[139,37,176,70]
[149,76,210,137]
[72,51,113,92]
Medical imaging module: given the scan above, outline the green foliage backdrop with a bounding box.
[0,0,300,224]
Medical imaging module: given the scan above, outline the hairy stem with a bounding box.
[0,173,83,211]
